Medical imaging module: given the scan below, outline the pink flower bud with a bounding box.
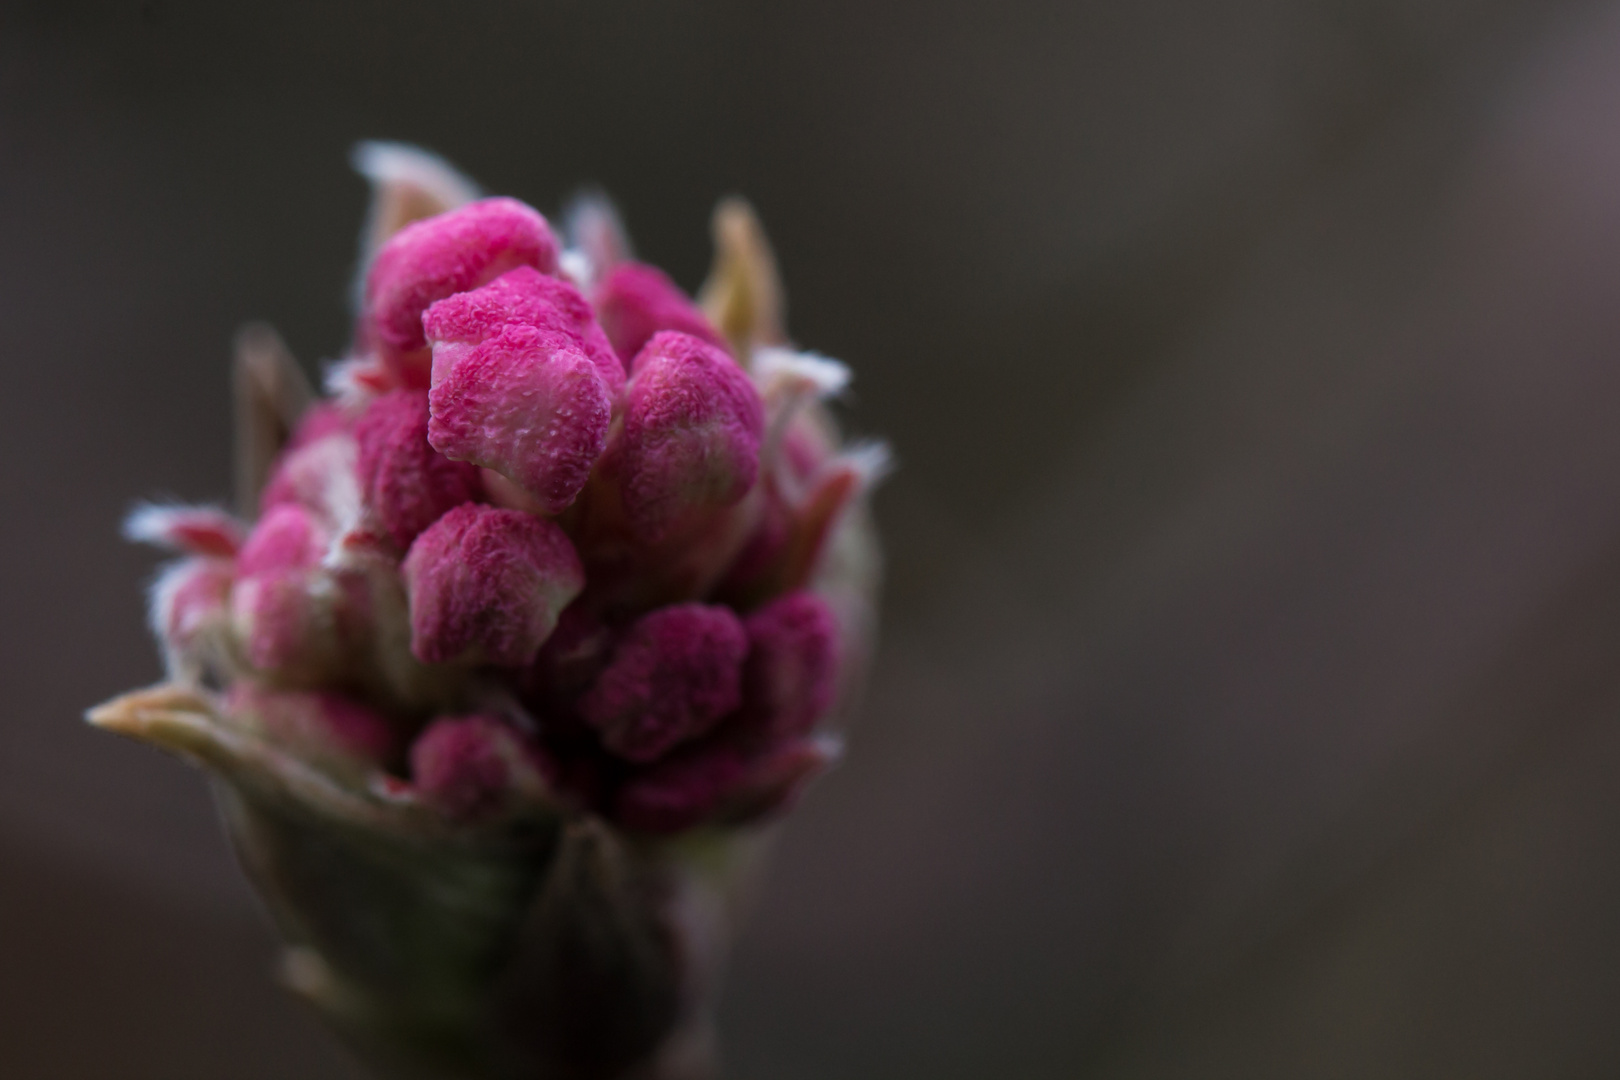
[409,713,550,821]
[612,732,839,834]
[259,432,363,533]
[593,262,728,364]
[148,557,235,678]
[713,733,842,825]
[402,504,585,666]
[424,265,625,395]
[739,590,840,740]
[354,389,482,549]
[427,323,613,514]
[582,603,747,763]
[231,568,328,673]
[228,683,401,776]
[232,505,356,676]
[364,197,561,384]
[238,503,325,575]
[617,331,765,543]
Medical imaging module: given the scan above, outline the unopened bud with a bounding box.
[402,504,585,666]
[364,197,561,385]
[427,323,613,514]
[354,389,481,549]
[409,713,552,822]
[582,603,747,763]
[616,331,764,543]
[594,262,728,364]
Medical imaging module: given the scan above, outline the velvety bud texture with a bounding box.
[96,145,884,1080]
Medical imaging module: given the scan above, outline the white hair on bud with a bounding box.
[123,502,190,547]
[123,502,247,555]
[351,141,482,208]
[752,346,851,399]
[840,440,894,493]
[557,248,594,290]
[807,732,846,767]
[146,558,195,642]
[322,357,382,408]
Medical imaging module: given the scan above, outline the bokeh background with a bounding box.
[6,1,1620,1075]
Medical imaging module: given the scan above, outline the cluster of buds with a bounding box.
[92,144,883,1080]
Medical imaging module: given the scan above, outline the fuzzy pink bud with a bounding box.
[593,262,728,363]
[581,603,747,763]
[364,197,560,383]
[426,323,612,515]
[149,557,235,677]
[409,713,550,821]
[423,265,625,395]
[259,432,363,532]
[238,503,325,576]
[354,389,482,549]
[402,504,585,666]
[231,569,326,673]
[231,505,351,675]
[617,331,765,543]
[613,733,838,834]
[739,591,840,740]
[714,734,842,824]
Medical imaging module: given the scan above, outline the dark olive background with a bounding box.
[6,1,1620,1076]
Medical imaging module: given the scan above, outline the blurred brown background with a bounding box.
[6,0,1620,1075]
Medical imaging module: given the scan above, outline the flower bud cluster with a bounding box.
[129,180,880,838]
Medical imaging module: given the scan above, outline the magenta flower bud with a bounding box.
[237,502,325,575]
[364,196,561,385]
[617,331,765,543]
[594,261,728,363]
[227,683,401,779]
[426,322,613,514]
[613,731,840,835]
[95,149,884,1080]
[402,503,585,666]
[582,603,747,763]
[148,556,235,680]
[424,264,625,395]
[229,503,339,675]
[739,590,840,740]
[354,389,481,549]
[258,431,362,534]
[409,713,551,822]
[716,732,843,824]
